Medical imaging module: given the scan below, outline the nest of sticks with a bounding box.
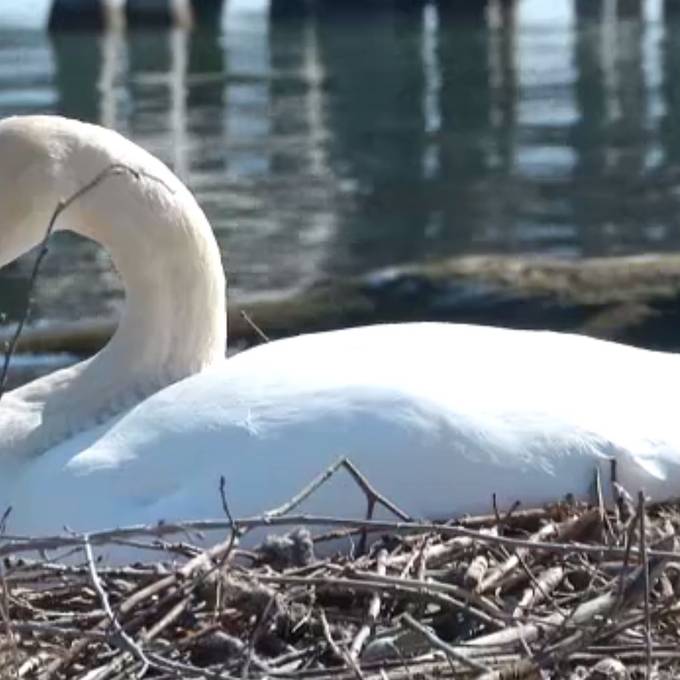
[0,460,680,680]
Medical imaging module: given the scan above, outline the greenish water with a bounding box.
[0,1,678,324]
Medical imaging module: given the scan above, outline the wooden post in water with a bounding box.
[269,0,313,20]
[48,0,226,30]
[191,0,224,23]
[48,0,107,30]
[436,0,490,22]
[617,0,642,16]
[126,0,177,27]
[270,0,425,20]
[392,0,428,15]
[575,0,604,19]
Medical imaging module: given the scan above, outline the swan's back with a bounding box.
[6,323,680,535]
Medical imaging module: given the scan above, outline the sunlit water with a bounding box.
[1,0,679,326]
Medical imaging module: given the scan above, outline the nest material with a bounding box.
[0,487,679,680]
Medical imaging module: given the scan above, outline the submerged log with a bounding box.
[5,253,680,357]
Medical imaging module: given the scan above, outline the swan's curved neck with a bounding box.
[3,118,226,457]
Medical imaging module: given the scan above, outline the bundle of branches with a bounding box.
[1,468,679,680]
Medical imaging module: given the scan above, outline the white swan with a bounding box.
[2,115,680,540]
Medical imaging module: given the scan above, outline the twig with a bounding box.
[241,594,276,678]
[349,549,387,661]
[594,465,615,545]
[0,507,11,535]
[239,310,270,343]
[639,491,653,680]
[0,508,18,678]
[258,572,505,629]
[340,458,412,523]
[477,522,558,594]
[141,594,191,643]
[218,474,241,564]
[400,612,490,673]
[512,564,564,619]
[83,534,151,675]
[264,457,411,523]
[319,608,364,680]
[4,513,680,561]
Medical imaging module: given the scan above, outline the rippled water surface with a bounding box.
[0,0,677,322]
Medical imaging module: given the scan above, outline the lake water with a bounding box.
[0,0,678,324]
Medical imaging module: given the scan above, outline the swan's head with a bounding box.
[0,116,70,268]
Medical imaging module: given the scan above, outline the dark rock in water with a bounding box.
[358,266,584,331]
[354,254,680,351]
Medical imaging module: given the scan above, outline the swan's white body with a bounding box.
[1,116,680,539]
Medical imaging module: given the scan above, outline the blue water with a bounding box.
[0,0,678,324]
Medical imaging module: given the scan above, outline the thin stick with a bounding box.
[146,652,239,679]
[0,509,18,677]
[264,457,411,523]
[239,310,270,343]
[476,522,558,594]
[341,458,412,522]
[319,608,364,680]
[241,594,276,678]
[141,594,191,643]
[218,474,241,564]
[614,499,640,613]
[513,560,564,619]
[594,465,615,545]
[639,491,653,679]
[400,612,490,673]
[0,507,11,535]
[83,534,151,675]
[258,572,505,629]
[264,458,349,519]
[350,549,387,661]
[346,569,505,621]
[4,513,680,562]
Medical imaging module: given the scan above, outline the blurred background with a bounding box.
[1,0,679,376]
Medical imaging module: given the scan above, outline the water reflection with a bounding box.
[2,0,680,323]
